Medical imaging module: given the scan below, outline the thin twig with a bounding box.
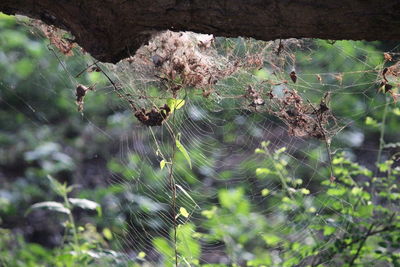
[75,60,100,78]
[376,95,390,170]
[348,223,375,266]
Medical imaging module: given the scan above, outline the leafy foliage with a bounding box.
[1,12,400,267]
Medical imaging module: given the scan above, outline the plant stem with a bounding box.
[376,96,389,167]
[151,121,179,266]
[63,195,80,255]
[264,147,293,199]
[168,132,179,266]
[168,159,178,267]
[348,223,374,266]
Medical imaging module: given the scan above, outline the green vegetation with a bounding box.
[1,13,400,267]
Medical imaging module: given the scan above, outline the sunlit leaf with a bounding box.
[167,98,185,113]
[327,187,346,196]
[102,228,113,240]
[176,137,192,169]
[365,116,379,127]
[300,188,310,195]
[179,207,189,218]
[68,198,102,216]
[137,251,146,259]
[261,188,270,196]
[160,159,166,170]
[323,225,336,236]
[26,201,70,215]
[176,184,199,208]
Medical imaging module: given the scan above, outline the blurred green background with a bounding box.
[1,12,400,267]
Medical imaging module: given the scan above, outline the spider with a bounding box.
[134,104,171,126]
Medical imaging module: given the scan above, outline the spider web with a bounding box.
[90,34,397,266]
[3,18,400,266]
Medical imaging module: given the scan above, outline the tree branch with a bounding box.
[1,0,400,63]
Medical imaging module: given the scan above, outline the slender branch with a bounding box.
[62,195,80,256]
[310,213,397,266]
[263,146,293,199]
[376,95,390,169]
[348,223,375,266]
[168,121,179,267]
[75,61,100,78]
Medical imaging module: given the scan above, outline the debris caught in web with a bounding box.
[379,61,400,102]
[134,104,171,127]
[245,86,265,109]
[267,89,337,140]
[31,20,76,56]
[290,71,297,83]
[75,84,94,112]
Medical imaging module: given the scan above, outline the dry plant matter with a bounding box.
[269,89,337,140]
[134,104,171,127]
[39,24,337,137]
[380,57,400,102]
[75,84,94,112]
[122,31,264,96]
[31,20,76,56]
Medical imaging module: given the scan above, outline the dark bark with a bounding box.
[1,0,399,63]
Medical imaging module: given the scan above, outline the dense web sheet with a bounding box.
[90,34,396,266]
[4,20,400,266]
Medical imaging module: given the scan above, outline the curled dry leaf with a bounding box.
[76,84,94,112]
[384,52,393,61]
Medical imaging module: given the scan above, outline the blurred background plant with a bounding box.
[1,11,400,267]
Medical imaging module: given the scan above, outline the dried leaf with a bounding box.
[290,71,297,83]
[384,52,393,61]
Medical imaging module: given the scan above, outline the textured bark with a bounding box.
[1,0,399,63]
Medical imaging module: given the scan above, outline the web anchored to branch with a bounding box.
[22,22,400,266]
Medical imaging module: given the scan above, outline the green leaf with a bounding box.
[160,159,166,170]
[26,201,70,215]
[323,225,336,236]
[47,175,69,196]
[300,188,310,195]
[68,198,102,216]
[102,228,113,240]
[327,187,346,196]
[262,234,281,246]
[255,168,271,178]
[261,188,270,196]
[201,206,217,219]
[153,237,174,264]
[137,251,146,259]
[176,184,199,208]
[167,98,185,113]
[176,136,192,169]
[392,107,400,116]
[179,207,189,218]
[351,187,363,196]
[254,148,265,154]
[365,116,378,127]
[176,223,201,261]
[357,205,373,218]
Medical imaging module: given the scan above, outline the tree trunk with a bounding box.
[1,0,399,63]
